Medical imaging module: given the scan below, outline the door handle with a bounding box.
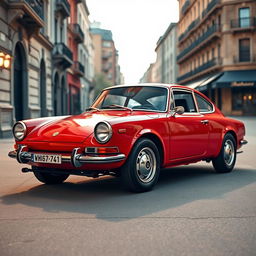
[201,120,209,124]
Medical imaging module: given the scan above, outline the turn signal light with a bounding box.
[85,147,119,154]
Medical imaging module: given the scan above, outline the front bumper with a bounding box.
[8,145,126,168]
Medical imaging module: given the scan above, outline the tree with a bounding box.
[93,73,112,99]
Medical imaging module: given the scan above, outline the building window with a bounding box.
[239,8,250,28]
[102,41,111,48]
[239,38,250,62]
[212,48,215,59]
[54,18,58,42]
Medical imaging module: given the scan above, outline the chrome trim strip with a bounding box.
[240,140,248,146]
[8,149,126,166]
[78,154,126,164]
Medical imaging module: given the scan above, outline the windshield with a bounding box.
[91,86,168,112]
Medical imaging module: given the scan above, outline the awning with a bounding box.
[212,70,256,88]
[197,73,223,91]
[186,76,209,89]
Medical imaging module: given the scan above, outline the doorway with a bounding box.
[13,42,28,121]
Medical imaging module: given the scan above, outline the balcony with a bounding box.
[231,17,256,32]
[181,0,191,15]
[102,51,113,60]
[233,55,256,64]
[8,0,44,30]
[56,0,70,18]
[52,43,73,69]
[73,61,85,77]
[69,24,84,43]
[202,0,220,18]
[177,24,221,63]
[102,63,112,72]
[177,58,222,82]
[179,18,200,42]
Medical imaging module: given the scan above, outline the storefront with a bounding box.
[212,70,256,115]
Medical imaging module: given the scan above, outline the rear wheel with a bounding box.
[33,169,69,184]
[212,133,237,173]
[121,138,160,192]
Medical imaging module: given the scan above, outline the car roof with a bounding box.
[105,83,193,91]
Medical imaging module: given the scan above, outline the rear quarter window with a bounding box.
[195,94,213,113]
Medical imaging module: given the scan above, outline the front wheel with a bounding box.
[33,169,69,184]
[212,133,237,173]
[121,139,160,192]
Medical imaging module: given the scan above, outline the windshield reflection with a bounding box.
[92,86,168,112]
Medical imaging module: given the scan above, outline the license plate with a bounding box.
[32,154,62,164]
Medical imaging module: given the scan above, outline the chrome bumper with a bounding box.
[8,145,126,168]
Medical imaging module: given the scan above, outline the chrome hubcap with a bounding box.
[224,139,235,166]
[136,147,156,183]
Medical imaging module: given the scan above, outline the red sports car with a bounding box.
[8,84,247,192]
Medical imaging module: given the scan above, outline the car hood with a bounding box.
[25,111,152,143]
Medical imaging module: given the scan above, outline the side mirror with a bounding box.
[172,106,185,116]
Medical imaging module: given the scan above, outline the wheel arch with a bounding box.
[224,129,238,147]
[134,132,165,167]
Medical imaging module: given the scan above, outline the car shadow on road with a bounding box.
[1,165,256,221]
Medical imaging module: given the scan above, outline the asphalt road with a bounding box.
[0,117,255,256]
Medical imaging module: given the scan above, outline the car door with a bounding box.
[168,89,210,160]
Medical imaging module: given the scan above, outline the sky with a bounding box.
[86,0,179,84]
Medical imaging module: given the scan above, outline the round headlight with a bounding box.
[13,121,27,141]
[94,122,112,144]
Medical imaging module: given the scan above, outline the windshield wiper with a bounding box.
[103,104,133,111]
[85,107,100,112]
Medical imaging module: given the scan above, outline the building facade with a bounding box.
[51,0,72,116]
[177,0,256,115]
[90,24,120,86]
[77,0,95,110]
[0,0,53,138]
[155,23,178,84]
[140,23,178,84]
[67,0,83,115]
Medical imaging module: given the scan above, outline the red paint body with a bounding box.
[11,85,246,172]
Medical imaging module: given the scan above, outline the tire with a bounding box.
[121,138,160,192]
[212,133,237,173]
[33,169,69,184]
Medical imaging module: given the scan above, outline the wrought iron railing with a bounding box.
[69,23,84,42]
[231,17,256,28]
[177,24,220,61]
[179,18,200,42]
[56,0,70,17]
[177,58,222,82]
[53,43,73,61]
[9,0,44,20]
[202,0,220,18]
[74,61,85,74]
[181,0,191,15]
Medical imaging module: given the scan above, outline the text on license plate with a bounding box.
[33,154,62,164]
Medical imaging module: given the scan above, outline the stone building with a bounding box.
[76,0,95,110]
[177,0,256,115]
[0,0,53,138]
[90,24,120,86]
[140,23,178,84]
[51,0,72,116]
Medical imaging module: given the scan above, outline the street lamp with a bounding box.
[4,54,11,69]
[0,52,11,69]
[0,52,4,67]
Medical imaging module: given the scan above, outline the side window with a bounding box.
[195,94,213,113]
[173,90,197,113]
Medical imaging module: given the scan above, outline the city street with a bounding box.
[0,117,255,256]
